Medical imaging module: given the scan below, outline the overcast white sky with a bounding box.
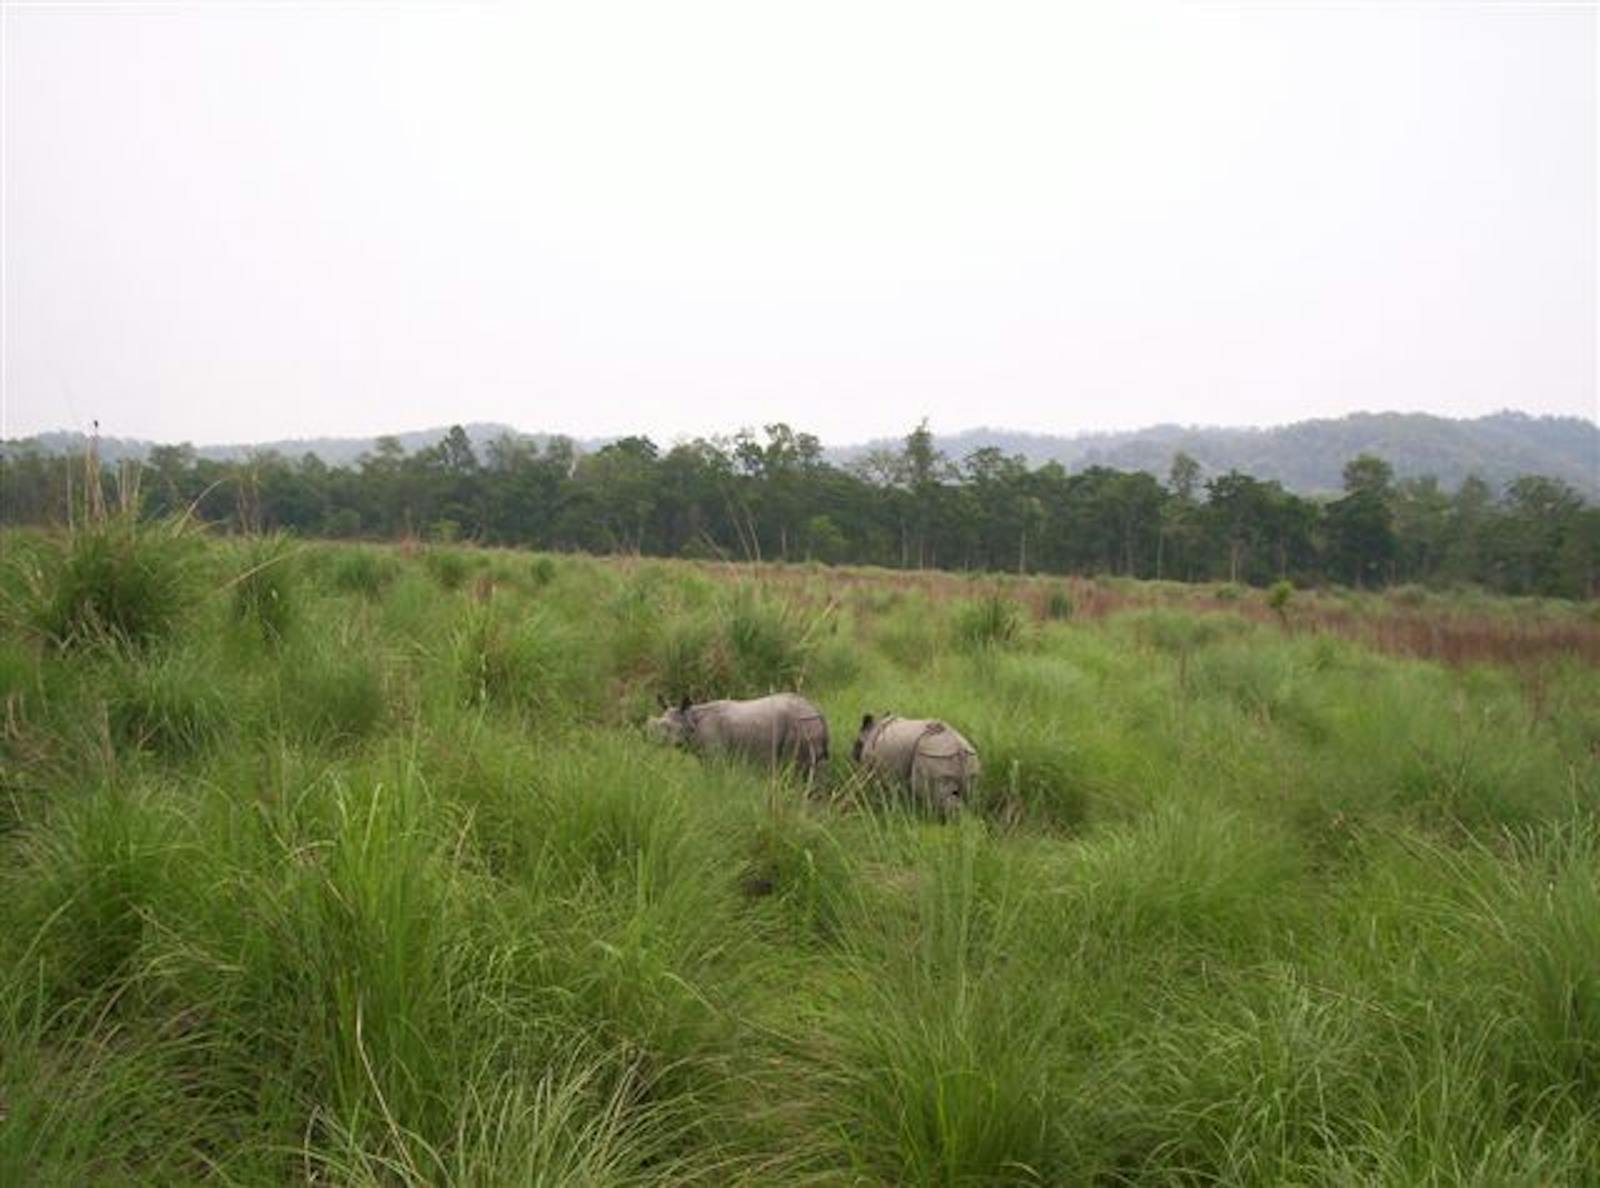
[2,1,1595,449]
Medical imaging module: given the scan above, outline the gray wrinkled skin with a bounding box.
[645,693,829,784]
[852,715,980,817]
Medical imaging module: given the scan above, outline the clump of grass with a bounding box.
[107,649,231,759]
[1088,968,1380,1184]
[1389,583,1430,608]
[1064,800,1307,959]
[982,732,1090,829]
[528,555,558,588]
[422,547,471,592]
[797,826,1069,1182]
[873,597,942,670]
[1045,587,1074,621]
[739,793,857,943]
[16,517,202,651]
[316,1054,700,1186]
[455,604,598,720]
[231,533,297,644]
[4,778,181,1003]
[276,647,386,747]
[802,622,861,692]
[327,548,400,599]
[1128,608,1250,656]
[954,592,1022,651]
[606,570,667,676]
[652,615,732,703]
[723,585,812,692]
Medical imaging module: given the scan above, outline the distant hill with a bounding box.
[8,423,593,468]
[6,411,1596,498]
[843,412,1600,498]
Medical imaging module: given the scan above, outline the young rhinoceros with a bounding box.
[851,714,980,817]
[646,693,829,784]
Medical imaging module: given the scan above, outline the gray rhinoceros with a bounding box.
[851,714,980,816]
[645,693,829,784]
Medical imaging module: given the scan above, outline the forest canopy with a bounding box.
[4,421,1596,598]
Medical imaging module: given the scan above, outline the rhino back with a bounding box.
[910,726,980,801]
[696,694,825,764]
[861,718,932,780]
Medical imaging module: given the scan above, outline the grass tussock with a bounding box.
[230,532,298,644]
[8,515,203,651]
[953,590,1024,651]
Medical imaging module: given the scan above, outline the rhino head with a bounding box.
[645,696,695,747]
[850,713,876,762]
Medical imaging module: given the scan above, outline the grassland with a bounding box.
[2,521,1598,1185]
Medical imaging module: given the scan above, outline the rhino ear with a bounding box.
[679,696,692,713]
[860,713,875,729]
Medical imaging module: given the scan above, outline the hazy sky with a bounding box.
[3,1,1595,449]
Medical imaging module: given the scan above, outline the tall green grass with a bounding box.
[2,534,1597,1183]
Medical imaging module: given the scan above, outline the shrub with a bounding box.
[1045,587,1075,621]
[1267,579,1295,623]
[321,507,362,538]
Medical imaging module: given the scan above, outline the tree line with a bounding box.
[3,421,1596,597]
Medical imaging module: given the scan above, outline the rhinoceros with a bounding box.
[851,714,980,816]
[645,693,829,784]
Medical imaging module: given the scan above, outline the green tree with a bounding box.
[902,419,954,568]
[1325,455,1397,586]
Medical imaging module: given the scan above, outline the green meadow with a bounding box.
[3,520,1599,1185]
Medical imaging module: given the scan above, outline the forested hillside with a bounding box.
[5,420,1596,598]
[848,412,1600,498]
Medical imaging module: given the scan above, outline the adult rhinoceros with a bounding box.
[645,693,829,784]
[851,714,980,816]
